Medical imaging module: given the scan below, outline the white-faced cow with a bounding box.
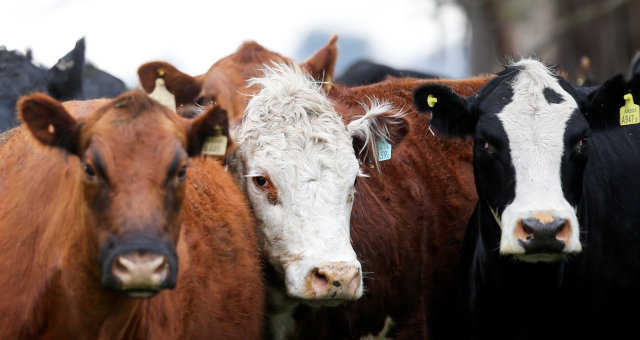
[227,63,409,339]
[414,58,640,339]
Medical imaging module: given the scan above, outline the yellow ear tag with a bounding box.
[201,125,228,156]
[427,94,438,108]
[620,93,640,126]
[324,74,333,91]
[149,78,176,112]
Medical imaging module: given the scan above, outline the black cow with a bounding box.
[414,58,640,340]
[0,38,127,132]
[336,59,438,86]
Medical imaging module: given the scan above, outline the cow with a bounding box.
[226,63,412,339]
[285,72,490,340]
[336,59,439,86]
[414,58,640,339]
[0,90,263,338]
[138,37,492,339]
[0,38,127,132]
[138,35,338,122]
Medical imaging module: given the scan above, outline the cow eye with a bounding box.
[253,176,268,188]
[575,137,588,154]
[84,164,96,178]
[476,138,496,154]
[177,165,187,181]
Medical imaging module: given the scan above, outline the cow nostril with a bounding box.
[154,258,169,275]
[314,269,328,285]
[333,281,341,287]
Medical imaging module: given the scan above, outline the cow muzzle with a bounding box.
[515,213,571,255]
[304,262,362,304]
[101,238,178,298]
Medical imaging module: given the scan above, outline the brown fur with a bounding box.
[290,76,490,339]
[138,36,338,122]
[138,38,492,339]
[0,92,263,338]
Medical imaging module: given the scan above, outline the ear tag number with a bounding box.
[149,78,177,112]
[620,93,639,126]
[202,125,228,156]
[377,139,392,161]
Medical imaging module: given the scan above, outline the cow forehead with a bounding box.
[485,60,579,134]
[240,63,358,181]
[82,95,187,160]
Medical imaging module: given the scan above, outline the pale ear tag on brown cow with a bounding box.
[620,93,640,126]
[201,125,228,156]
[149,77,177,112]
[376,138,392,161]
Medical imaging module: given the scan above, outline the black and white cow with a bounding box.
[414,58,640,339]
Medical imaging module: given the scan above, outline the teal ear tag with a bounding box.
[376,139,392,161]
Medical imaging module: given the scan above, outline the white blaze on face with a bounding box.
[497,60,582,257]
[235,63,363,300]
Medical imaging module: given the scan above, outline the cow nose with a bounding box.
[308,262,361,300]
[111,251,170,297]
[516,215,571,253]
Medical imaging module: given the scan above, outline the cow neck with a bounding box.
[262,260,300,340]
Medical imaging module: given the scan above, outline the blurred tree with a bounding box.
[449,0,639,83]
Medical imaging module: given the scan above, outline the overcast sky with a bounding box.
[1,0,468,87]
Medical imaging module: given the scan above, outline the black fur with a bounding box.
[415,60,640,339]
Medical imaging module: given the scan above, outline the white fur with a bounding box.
[497,59,582,259]
[348,98,406,168]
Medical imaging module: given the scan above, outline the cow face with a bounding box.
[137,35,338,121]
[18,91,230,297]
[415,59,593,262]
[228,64,408,303]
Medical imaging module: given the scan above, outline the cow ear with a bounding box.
[301,34,338,89]
[347,99,409,167]
[18,93,80,154]
[413,84,475,137]
[581,74,630,131]
[46,37,85,101]
[138,61,203,106]
[185,105,234,158]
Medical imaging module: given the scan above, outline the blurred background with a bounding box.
[1,0,639,87]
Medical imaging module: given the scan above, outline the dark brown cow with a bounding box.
[0,91,263,338]
[138,39,491,339]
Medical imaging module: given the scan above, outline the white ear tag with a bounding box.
[376,139,392,161]
[149,78,177,112]
[201,125,228,156]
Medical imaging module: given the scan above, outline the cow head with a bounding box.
[414,59,636,262]
[18,91,230,297]
[138,35,338,121]
[228,63,408,303]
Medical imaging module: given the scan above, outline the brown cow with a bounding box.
[0,91,263,338]
[137,38,491,339]
[138,35,338,121]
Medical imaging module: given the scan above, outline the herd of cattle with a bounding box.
[1,35,640,339]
